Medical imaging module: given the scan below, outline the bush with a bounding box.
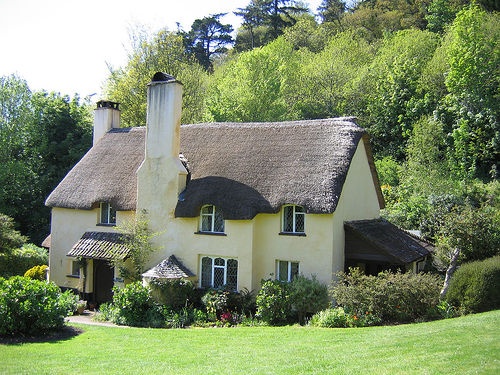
[0,244,48,278]
[256,279,292,325]
[149,278,197,309]
[93,302,118,322]
[446,256,500,313]
[0,276,77,336]
[111,282,164,327]
[309,307,382,328]
[331,268,442,322]
[201,288,230,319]
[289,275,330,324]
[24,265,48,280]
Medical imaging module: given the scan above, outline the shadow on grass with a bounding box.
[0,325,85,346]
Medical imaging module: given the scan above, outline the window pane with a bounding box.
[227,259,238,291]
[201,257,212,288]
[72,261,80,276]
[295,213,304,233]
[201,214,212,232]
[283,206,293,232]
[291,262,299,280]
[109,206,117,224]
[214,267,224,288]
[100,203,109,223]
[214,257,225,266]
[201,205,213,215]
[278,261,288,281]
[214,208,224,232]
[295,206,304,213]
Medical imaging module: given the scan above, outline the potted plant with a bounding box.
[76,300,87,314]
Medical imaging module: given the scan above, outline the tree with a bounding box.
[105,28,208,127]
[435,206,500,297]
[111,211,159,282]
[234,2,267,50]
[235,0,308,44]
[318,0,347,26]
[0,214,26,254]
[437,4,500,179]
[204,37,300,122]
[182,14,233,71]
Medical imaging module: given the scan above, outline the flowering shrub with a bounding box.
[201,288,229,318]
[436,301,462,319]
[24,265,48,280]
[309,307,381,328]
[218,311,240,326]
[331,268,441,322]
[256,279,292,324]
[0,276,77,336]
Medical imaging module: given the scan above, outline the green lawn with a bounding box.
[1,311,499,375]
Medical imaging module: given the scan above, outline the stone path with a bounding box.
[65,311,123,327]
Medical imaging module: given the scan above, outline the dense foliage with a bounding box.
[0,276,77,336]
[331,268,442,322]
[256,276,329,325]
[0,243,48,278]
[446,256,500,313]
[110,282,165,327]
[24,265,48,280]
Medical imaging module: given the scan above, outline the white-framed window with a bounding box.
[200,256,238,290]
[282,205,305,233]
[199,205,224,233]
[100,202,116,225]
[71,260,80,277]
[276,260,299,282]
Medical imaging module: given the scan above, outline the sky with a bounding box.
[0,0,323,99]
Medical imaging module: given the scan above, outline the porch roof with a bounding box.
[344,219,433,265]
[67,231,130,261]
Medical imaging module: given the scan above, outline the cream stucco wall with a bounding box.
[331,139,381,280]
[49,138,381,294]
[48,207,134,292]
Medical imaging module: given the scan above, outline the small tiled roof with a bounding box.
[344,219,433,264]
[41,234,51,248]
[67,231,130,260]
[142,255,195,279]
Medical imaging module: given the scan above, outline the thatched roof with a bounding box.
[46,118,384,219]
[46,127,145,210]
[67,231,130,260]
[142,255,195,279]
[176,118,383,219]
[344,219,432,264]
[41,234,51,248]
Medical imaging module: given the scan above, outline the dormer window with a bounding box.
[100,202,116,225]
[200,205,224,233]
[281,205,305,234]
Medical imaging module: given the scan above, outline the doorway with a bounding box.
[93,259,114,304]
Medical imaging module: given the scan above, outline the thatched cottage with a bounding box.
[45,73,431,303]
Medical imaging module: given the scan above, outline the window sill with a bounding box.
[66,274,80,279]
[97,223,116,227]
[194,231,227,236]
[279,232,306,237]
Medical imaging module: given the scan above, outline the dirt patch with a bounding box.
[0,325,84,345]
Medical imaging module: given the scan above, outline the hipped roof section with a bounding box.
[46,118,384,218]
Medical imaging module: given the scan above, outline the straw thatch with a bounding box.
[41,234,51,248]
[176,118,383,219]
[142,255,195,279]
[46,117,384,219]
[67,231,130,260]
[45,127,145,210]
[344,219,432,264]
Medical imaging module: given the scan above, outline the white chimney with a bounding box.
[137,73,188,222]
[93,101,120,145]
[145,73,183,159]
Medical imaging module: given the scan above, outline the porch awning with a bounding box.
[344,219,433,265]
[142,255,195,279]
[67,231,130,260]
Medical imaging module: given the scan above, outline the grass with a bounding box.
[1,311,499,375]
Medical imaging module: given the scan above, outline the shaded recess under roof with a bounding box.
[67,232,130,260]
[344,219,433,265]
